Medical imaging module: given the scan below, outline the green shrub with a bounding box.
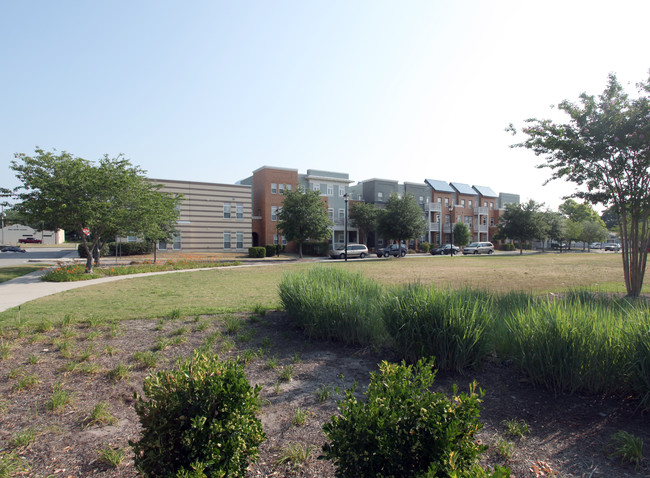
[248,247,266,258]
[300,241,329,256]
[500,243,515,251]
[264,244,278,257]
[419,242,430,253]
[322,358,509,477]
[108,241,154,256]
[383,285,493,371]
[629,327,650,411]
[130,351,266,478]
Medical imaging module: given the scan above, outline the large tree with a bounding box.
[376,193,427,253]
[452,221,471,248]
[277,186,331,259]
[510,73,649,296]
[497,200,547,255]
[349,201,378,245]
[11,148,182,273]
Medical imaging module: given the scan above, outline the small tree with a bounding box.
[497,200,547,255]
[580,219,609,250]
[277,186,332,259]
[376,193,427,254]
[349,202,378,245]
[510,73,650,296]
[453,222,471,248]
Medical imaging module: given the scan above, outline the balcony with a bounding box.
[478,225,488,233]
[429,222,440,232]
[474,207,489,215]
[427,203,442,212]
[443,222,455,234]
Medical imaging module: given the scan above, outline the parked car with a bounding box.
[551,241,568,250]
[589,242,601,249]
[330,244,368,259]
[18,237,42,244]
[430,244,460,255]
[462,242,495,255]
[376,243,407,258]
[0,245,26,253]
[604,243,621,251]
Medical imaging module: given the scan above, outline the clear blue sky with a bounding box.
[2,1,648,211]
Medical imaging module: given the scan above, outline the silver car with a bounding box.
[462,242,494,255]
[330,244,368,259]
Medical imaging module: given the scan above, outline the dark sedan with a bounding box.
[1,246,26,253]
[430,244,460,255]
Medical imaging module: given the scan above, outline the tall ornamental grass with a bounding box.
[383,285,493,371]
[279,267,386,346]
[503,296,648,396]
[629,325,650,410]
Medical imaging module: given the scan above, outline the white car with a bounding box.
[603,243,621,251]
[330,244,368,259]
[462,242,495,255]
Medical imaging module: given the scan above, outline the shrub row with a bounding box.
[248,247,266,258]
[279,267,650,408]
[130,352,507,477]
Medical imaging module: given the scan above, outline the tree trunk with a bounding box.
[298,241,303,259]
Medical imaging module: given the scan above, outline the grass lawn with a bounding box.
[0,265,44,284]
[0,253,646,327]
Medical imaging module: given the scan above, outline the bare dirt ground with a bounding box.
[0,311,648,477]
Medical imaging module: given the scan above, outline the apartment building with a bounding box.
[151,178,252,252]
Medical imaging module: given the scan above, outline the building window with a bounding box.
[377,192,383,201]
[236,232,243,249]
[468,200,473,208]
[419,196,424,203]
[172,233,181,250]
[444,197,449,206]
[271,206,278,221]
[328,208,334,221]
[490,202,494,210]
[282,236,287,246]
[223,203,231,219]
[279,183,284,195]
[338,209,345,220]
[445,214,450,223]
[484,202,488,207]
[456,214,461,223]
[437,197,441,203]
[224,232,231,249]
[327,184,334,196]
[465,216,473,228]
[377,238,384,247]
[339,186,345,197]
[127,236,138,243]
[490,217,495,226]
[357,194,363,200]
[286,184,292,192]
[158,241,167,250]
[236,203,243,219]
[435,214,440,223]
[312,183,319,191]
[461,199,465,207]
[271,183,277,194]
[273,234,278,245]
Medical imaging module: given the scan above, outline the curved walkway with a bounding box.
[0,264,270,313]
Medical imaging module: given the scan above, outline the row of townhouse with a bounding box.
[149,167,519,253]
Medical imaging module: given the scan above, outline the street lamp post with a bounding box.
[344,193,349,262]
[449,204,454,256]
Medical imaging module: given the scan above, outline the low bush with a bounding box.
[419,242,430,253]
[500,243,515,251]
[383,285,493,371]
[264,244,279,257]
[300,241,329,256]
[108,241,154,256]
[322,358,510,477]
[248,247,266,258]
[130,351,266,478]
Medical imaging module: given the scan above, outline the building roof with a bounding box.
[473,185,498,197]
[424,179,454,193]
[450,182,476,195]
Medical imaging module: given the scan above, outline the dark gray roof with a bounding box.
[450,182,476,195]
[424,179,454,193]
[473,185,498,197]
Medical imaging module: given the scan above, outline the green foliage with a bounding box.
[300,241,329,256]
[609,430,644,469]
[10,148,182,273]
[501,419,529,438]
[349,202,379,244]
[108,241,154,256]
[77,242,109,258]
[418,242,430,253]
[510,72,650,296]
[278,186,332,258]
[130,351,266,478]
[97,445,125,468]
[276,443,313,467]
[383,285,493,371]
[0,451,30,477]
[497,200,547,254]
[9,427,38,448]
[85,402,118,428]
[322,358,507,477]
[248,247,266,258]
[500,243,515,251]
[453,222,471,247]
[376,193,427,247]
[279,267,386,346]
[46,382,72,413]
[629,327,650,410]
[264,244,278,257]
